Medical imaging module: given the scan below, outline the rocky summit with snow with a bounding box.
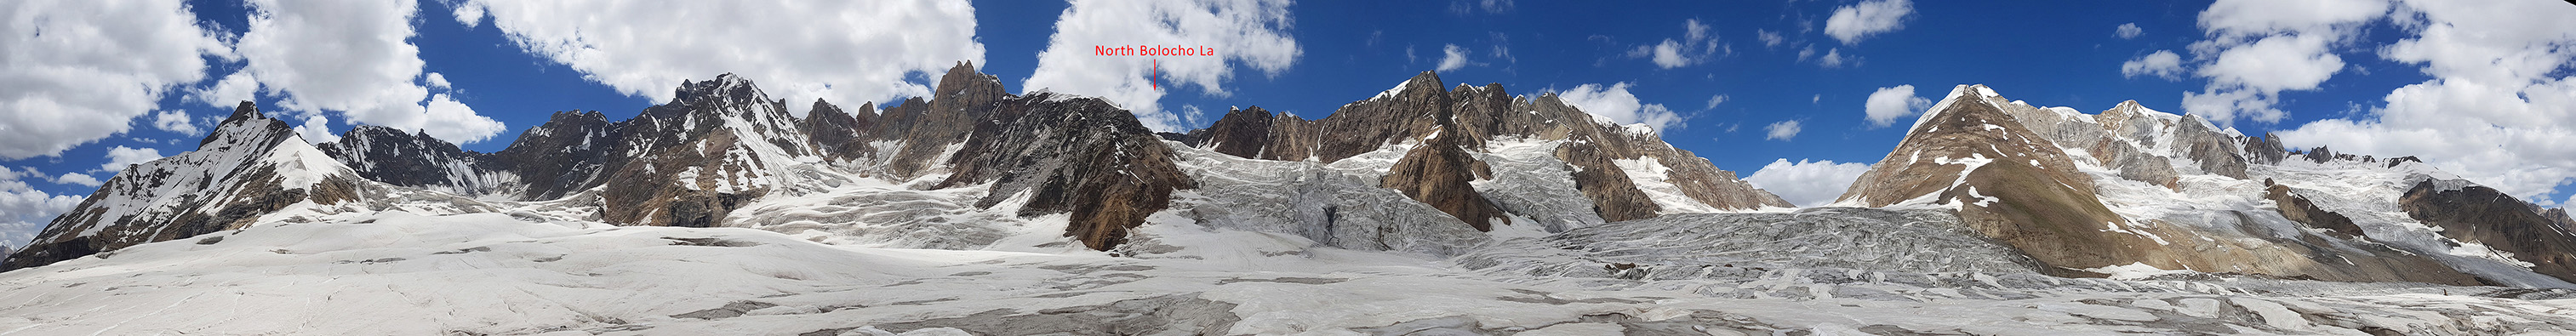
[5,65,2576,335]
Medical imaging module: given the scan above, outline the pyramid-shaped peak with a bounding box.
[672,73,768,105]
[225,100,266,123]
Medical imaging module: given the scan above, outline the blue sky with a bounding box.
[5,0,2575,247]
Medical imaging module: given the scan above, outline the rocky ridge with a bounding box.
[1842,84,2574,287]
[9,65,1789,270]
[1179,71,1791,227]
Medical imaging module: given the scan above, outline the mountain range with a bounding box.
[4,62,2576,334]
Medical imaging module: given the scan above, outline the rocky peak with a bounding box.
[317,125,509,196]
[672,73,765,105]
[204,101,294,149]
[2242,132,2289,165]
[931,61,1008,111]
[5,101,372,271]
[803,99,877,160]
[934,93,1193,250]
[1838,84,2157,276]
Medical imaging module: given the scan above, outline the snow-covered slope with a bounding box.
[1893,83,2576,288]
[6,208,2576,334]
[1,102,380,270]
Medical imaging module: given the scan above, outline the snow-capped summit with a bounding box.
[1842,83,2576,288]
[3,101,378,271]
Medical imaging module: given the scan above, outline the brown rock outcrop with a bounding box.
[936,93,1194,250]
[1381,127,1510,231]
[1840,86,2479,284]
[2401,180,2576,283]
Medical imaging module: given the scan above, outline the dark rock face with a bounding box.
[3,102,374,271]
[802,100,876,161]
[2265,183,2365,239]
[2400,181,2576,283]
[493,111,617,201]
[1184,106,1282,159]
[2243,133,2290,165]
[871,62,1008,178]
[317,125,510,196]
[1382,129,1510,231]
[2303,146,2339,164]
[936,93,1193,250]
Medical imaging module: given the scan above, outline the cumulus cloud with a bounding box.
[0,0,223,159]
[1437,44,1476,71]
[2276,0,2576,202]
[1823,0,1913,45]
[0,167,82,248]
[1862,84,1930,128]
[1817,48,1847,68]
[1448,0,1511,15]
[1556,83,1684,132]
[186,71,260,111]
[425,72,450,89]
[218,0,508,144]
[1627,19,1726,69]
[1764,120,1802,140]
[1745,159,1874,207]
[1705,94,1728,110]
[1022,0,1299,132]
[2179,0,2387,127]
[100,145,164,174]
[54,173,100,187]
[1756,29,1785,48]
[2122,50,2184,80]
[151,110,203,135]
[2116,23,2143,39]
[460,0,987,121]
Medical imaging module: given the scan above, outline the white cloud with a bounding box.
[1756,29,1785,48]
[2116,23,2144,39]
[1022,0,1299,133]
[1765,120,1802,140]
[1437,44,1476,71]
[293,114,340,144]
[2276,0,2576,202]
[100,145,164,174]
[460,0,987,120]
[2179,0,2387,127]
[2122,50,2184,80]
[425,72,450,89]
[1745,158,1873,207]
[1649,40,1691,68]
[1449,0,1512,15]
[0,167,82,248]
[0,0,223,159]
[1631,19,1725,69]
[54,173,100,187]
[1556,83,1684,132]
[186,71,260,109]
[1862,84,1930,128]
[221,0,508,144]
[1823,0,1913,45]
[1818,48,1847,68]
[1704,94,1728,110]
[151,110,203,135]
